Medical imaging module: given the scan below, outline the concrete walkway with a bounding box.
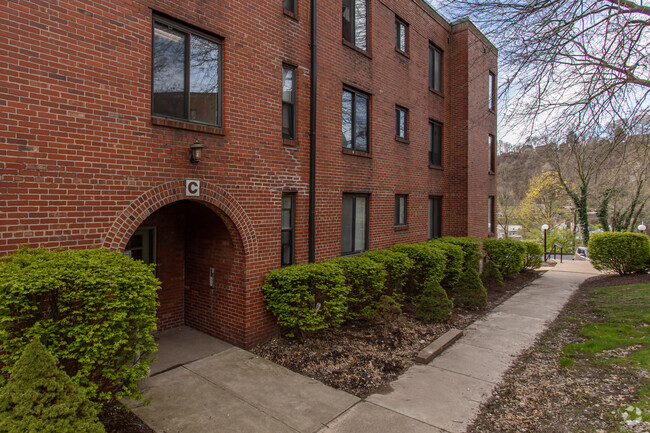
[131,261,600,433]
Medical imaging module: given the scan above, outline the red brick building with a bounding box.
[0,0,497,347]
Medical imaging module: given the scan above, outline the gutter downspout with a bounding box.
[308,0,317,263]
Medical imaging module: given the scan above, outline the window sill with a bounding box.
[429,164,443,170]
[429,88,444,98]
[283,8,298,20]
[395,137,409,144]
[341,250,367,257]
[342,148,371,158]
[395,47,409,58]
[152,116,225,135]
[394,225,409,232]
[488,170,496,175]
[488,108,496,115]
[283,138,298,147]
[342,39,372,59]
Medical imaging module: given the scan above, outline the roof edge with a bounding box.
[413,0,452,31]
[451,17,498,53]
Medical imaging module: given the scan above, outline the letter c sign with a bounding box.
[186,180,201,197]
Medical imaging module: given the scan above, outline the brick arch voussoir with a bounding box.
[102,180,257,260]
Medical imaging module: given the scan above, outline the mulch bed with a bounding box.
[467,272,650,433]
[251,271,542,398]
[99,401,155,433]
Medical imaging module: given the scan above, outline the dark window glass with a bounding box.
[429,196,442,239]
[283,0,296,13]
[429,44,442,92]
[125,227,156,265]
[489,72,496,110]
[488,196,496,234]
[342,194,368,254]
[282,65,296,140]
[342,88,369,152]
[342,0,368,50]
[281,193,295,266]
[429,121,442,166]
[488,134,496,173]
[395,18,407,52]
[395,106,407,139]
[153,18,222,126]
[395,195,407,226]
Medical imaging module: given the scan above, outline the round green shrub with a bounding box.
[521,241,543,270]
[428,240,464,290]
[451,268,487,310]
[481,259,504,289]
[588,232,650,275]
[392,243,445,296]
[0,247,159,402]
[262,262,348,337]
[483,238,526,276]
[362,249,413,298]
[438,237,482,271]
[330,256,387,320]
[416,278,453,322]
[0,339,105,433]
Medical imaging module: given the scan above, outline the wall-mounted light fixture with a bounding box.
[189,139,204,164]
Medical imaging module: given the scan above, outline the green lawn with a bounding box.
[562,283,650,423]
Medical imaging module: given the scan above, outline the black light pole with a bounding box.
[541,224,549,262]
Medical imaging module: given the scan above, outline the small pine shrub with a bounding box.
[429,240,464,290]
[451,268,487,310]
[588,232,650,275]
[362,249,413,299]
[373,295,402,320]
[331,256,387,320]
[438,237,482,271]
[481,260,504,289]
[521,241,543,270]
[416,278,453,322]
[483,238,526,276]
[392,243,445,296]
[0,339,105,433]
[262,262,348,337]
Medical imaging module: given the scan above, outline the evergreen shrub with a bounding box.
[588,232,650,275]
[0,339,105,433]
[392,243,445,296]
[262,262,348,337]
[416,278,453,322]
[362,249,413,299]
[521,241,543,270]
[481,260,504,289]
[331,256,387,320]
[438,237,482,271]
[483,238,526,276]
[428,240,464,290]
[451,268,487,309]
[0,247,159,402]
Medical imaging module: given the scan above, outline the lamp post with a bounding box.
[639,222,647,236]
[541,224,549,262]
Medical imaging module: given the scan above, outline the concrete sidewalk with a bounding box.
[132,260,600,433]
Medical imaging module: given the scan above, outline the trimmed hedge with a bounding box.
[438,237,482,271]
[0,339,105,433]
[416,278,453,322]
[362,249,413,299]
[483,238,526,276]
[429,240,464,290]
[451,268,487,310]
[331,256,387,320]
[588,232,650,275]
[262,262,348,337]
[392,243,445,296]
[521,241,543,271]
[0,247,159,402]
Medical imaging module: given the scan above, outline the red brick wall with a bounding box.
[0,0,497,347]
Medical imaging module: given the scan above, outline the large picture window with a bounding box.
[153,17,222,126]
[342,88,369,152]
[342,0,368,51]
[342,194,368,254]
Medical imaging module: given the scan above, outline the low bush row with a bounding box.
[263,237,495,336]
[588,232,650,275]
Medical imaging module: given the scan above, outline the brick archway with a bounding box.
[102,180,257,260]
